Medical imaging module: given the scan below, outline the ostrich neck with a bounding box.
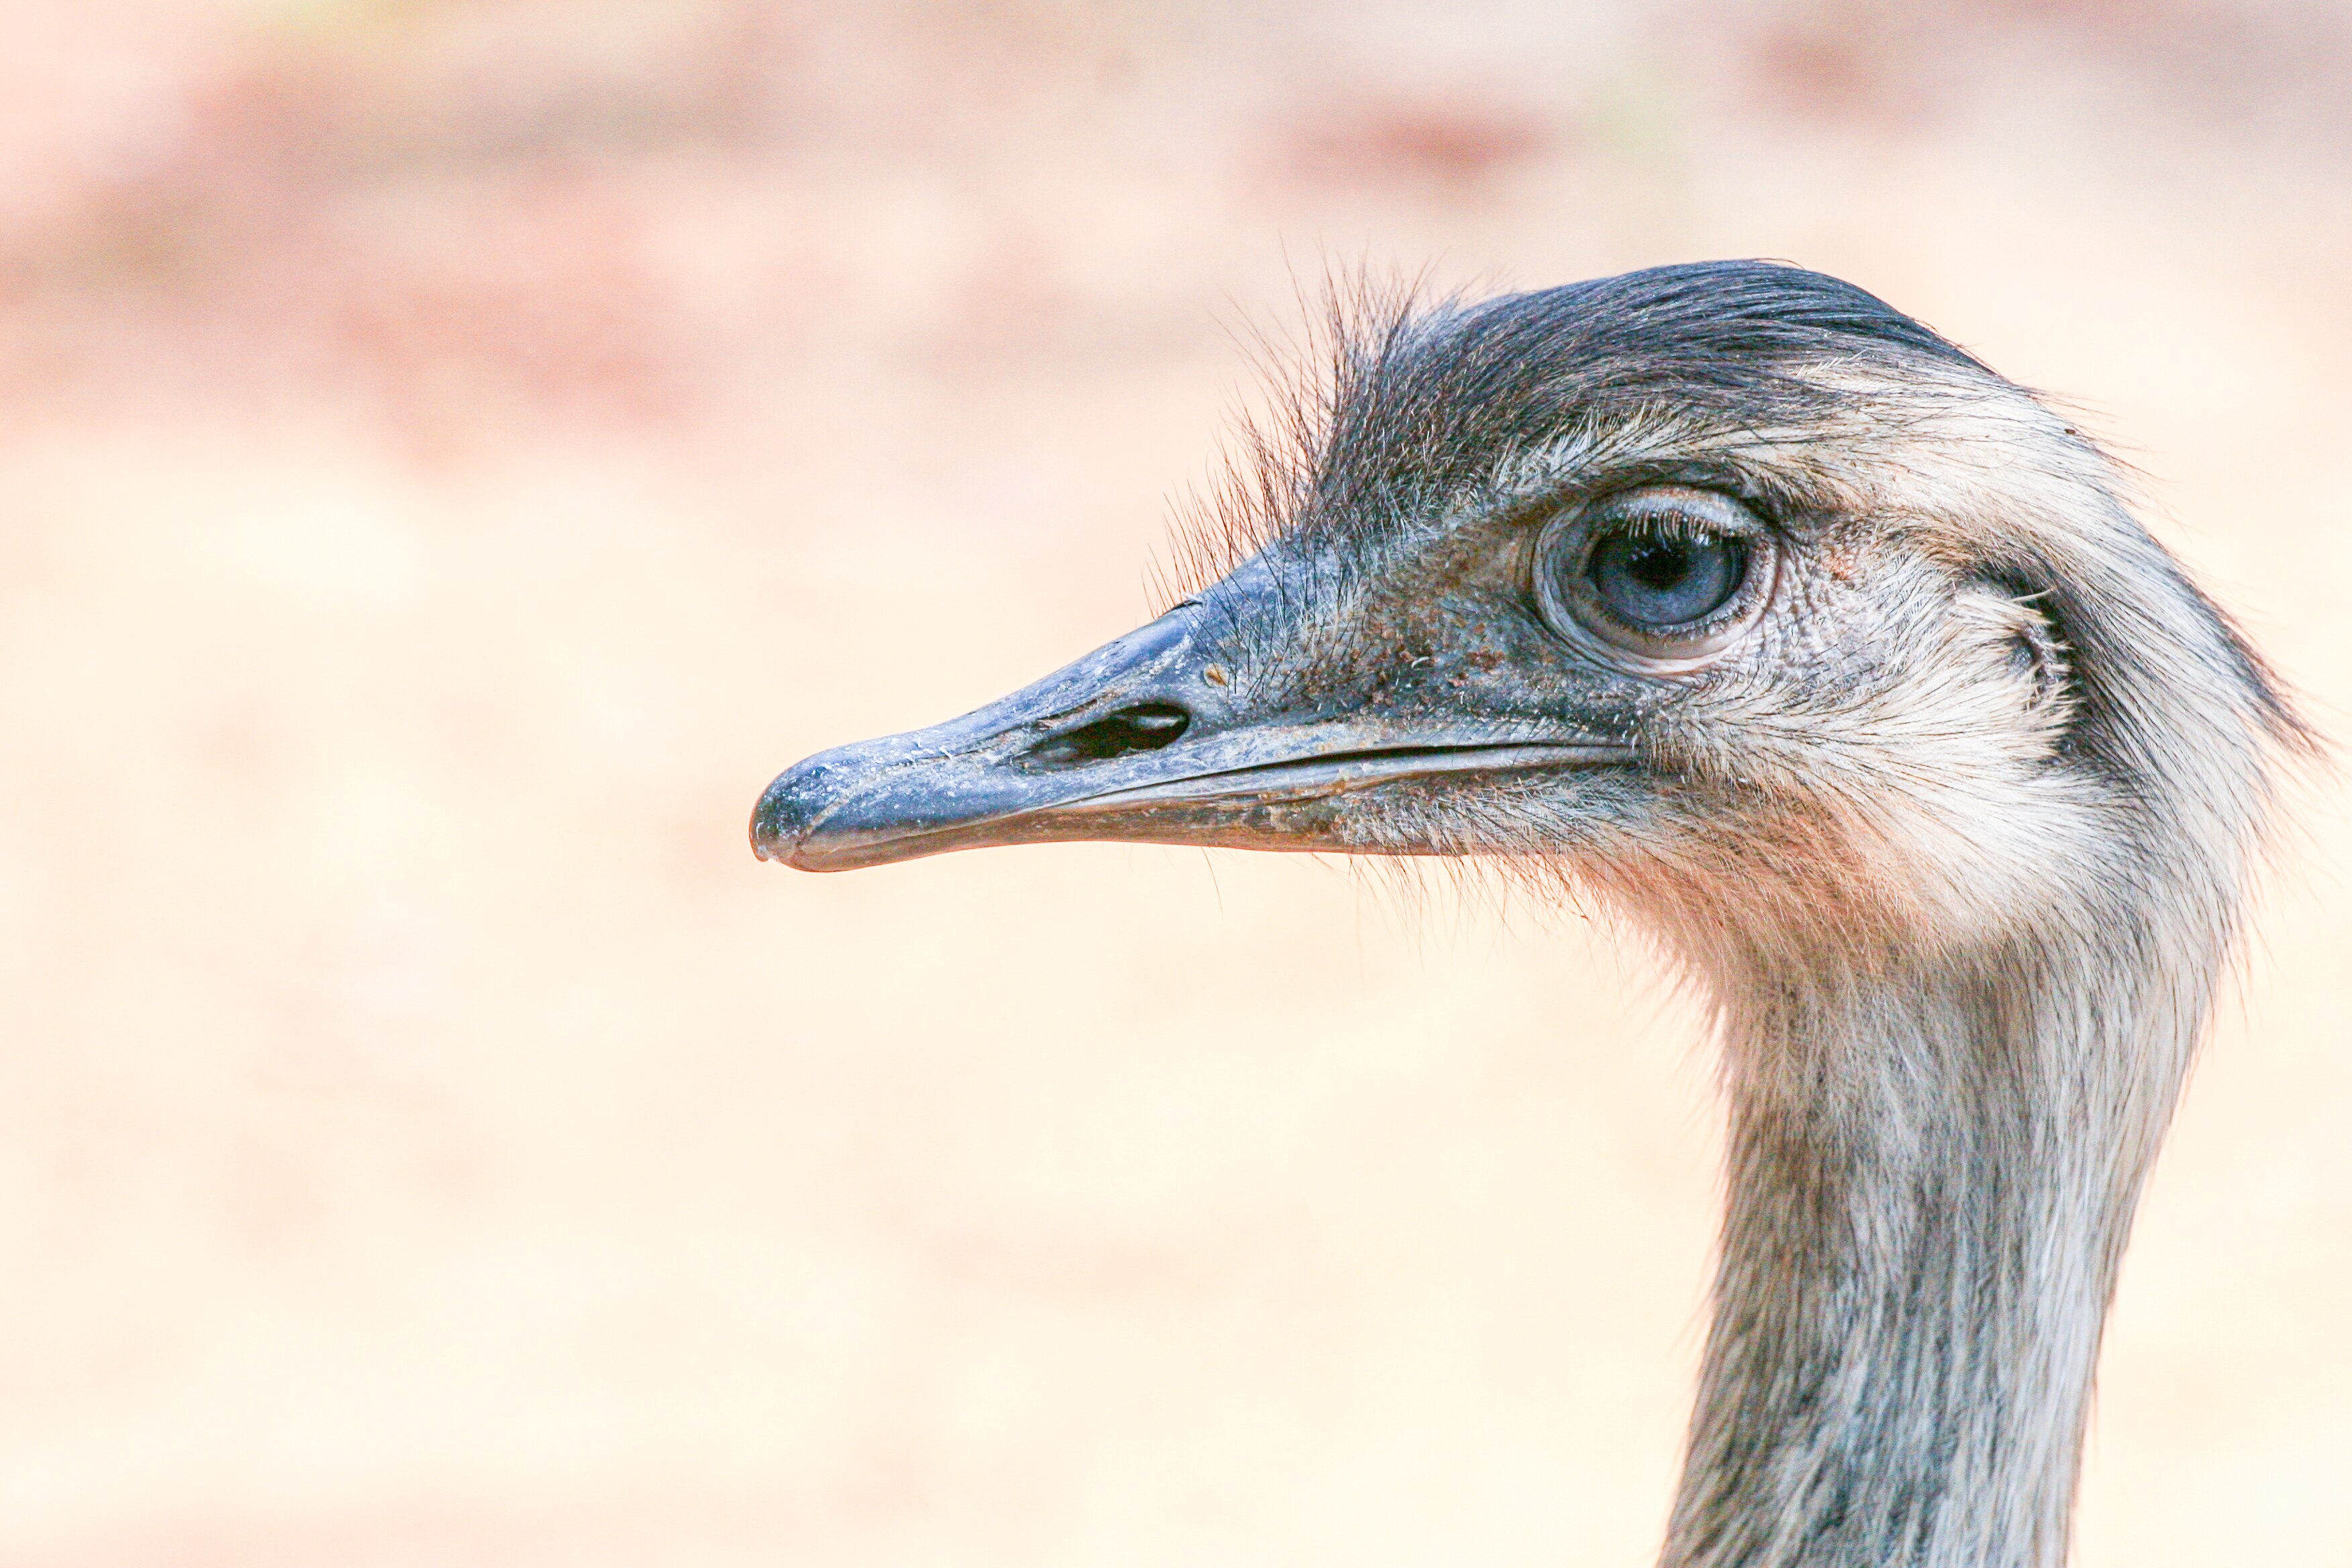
[1661,942,2199,1568]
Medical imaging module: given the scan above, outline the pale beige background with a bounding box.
[0,2,2347,1563]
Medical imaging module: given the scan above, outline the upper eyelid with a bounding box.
[1569,487,1770,541]
[1504,472,1783,534]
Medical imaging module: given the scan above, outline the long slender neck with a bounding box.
[1661,938,2202,1568]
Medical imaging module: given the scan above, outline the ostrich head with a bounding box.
[750,262,2297,1567]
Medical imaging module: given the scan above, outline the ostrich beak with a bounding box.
[750,597,1625,873]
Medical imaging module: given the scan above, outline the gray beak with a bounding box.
[751,595,1625,873]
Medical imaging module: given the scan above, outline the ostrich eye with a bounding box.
[1587,532,1745,627]
[1535,485,1775,667]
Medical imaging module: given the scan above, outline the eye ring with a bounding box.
[1532,485,1777,671]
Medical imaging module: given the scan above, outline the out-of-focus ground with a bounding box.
[1,1,2347,1563]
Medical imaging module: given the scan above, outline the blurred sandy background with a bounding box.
[1,1,2347,1563]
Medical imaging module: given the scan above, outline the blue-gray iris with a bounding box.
[1589,530,1746,627]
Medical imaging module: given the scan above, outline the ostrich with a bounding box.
[748,262,2299,1567]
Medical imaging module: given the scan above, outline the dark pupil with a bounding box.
[1588,531,1744,628]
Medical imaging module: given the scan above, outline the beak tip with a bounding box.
[749,770,809,867]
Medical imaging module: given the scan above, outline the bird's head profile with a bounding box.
[752,260,2292,992]
[751,262,2308,1565]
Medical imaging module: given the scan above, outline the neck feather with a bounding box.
[1661,932,2205,1568]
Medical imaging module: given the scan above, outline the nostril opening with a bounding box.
[1028,701,1191,766]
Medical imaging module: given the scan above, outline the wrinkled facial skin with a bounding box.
[750,440,2070,939]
